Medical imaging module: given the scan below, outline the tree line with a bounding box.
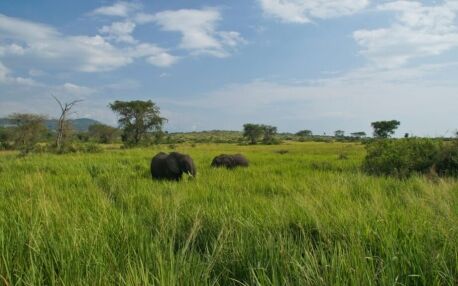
[0,97,445,154]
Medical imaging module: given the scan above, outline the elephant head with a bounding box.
[151,152,196,181]
[168,152,196,177]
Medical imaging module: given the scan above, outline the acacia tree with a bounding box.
[371,120,400,138]
[296,130,312,137]
[109,100,166,146]
[8,113,47,154]
[262,125,278,144]
[351,132,366,138]
[243,124,264,144]
[53,96,82,150]
[243,124,279,144]
[334,130,345,138]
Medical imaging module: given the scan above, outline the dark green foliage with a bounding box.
[88,124,119,144]
[76,131,90,142]
[243,124,279,144]
[363,138,458,177]
[371,120,400,138]
[296,130,312,137]
[334,130,345,137]
[435,140,458,176]
[0,127,13,150]
[168,131,242,144]
[109,100,166,146]
[261,125,278,144]
[351,132,366,138]
[51,142,104,154]
[243,124,264,144]
[8,113,47,154]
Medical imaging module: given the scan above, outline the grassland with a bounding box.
[0,142,456,285]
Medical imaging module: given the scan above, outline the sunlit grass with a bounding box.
[0,142,456,285]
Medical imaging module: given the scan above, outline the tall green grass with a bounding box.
[0,142,456,285]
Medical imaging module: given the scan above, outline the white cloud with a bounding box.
[258,0,369,23]
[129,43,179,67]
[134,12,156,24]
[99,21,137,44]
[92,5,244,59]
[158,62,458,135]
[28,69,45,77]
[151,8,245,57]
[91,1,140,17]
[354,1,458,68]
[0,61,8,79]
[0,60,37,86]
[0,13,178,72]
[53,82,96,98]
[0,43,25,56]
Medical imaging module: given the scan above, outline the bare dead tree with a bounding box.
[52,95,82,150]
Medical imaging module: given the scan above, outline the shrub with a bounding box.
[362,138,441,178]
[435,141,458,176]
[32,143,48,154]
[49,143,103,154]
[82,143,104,153]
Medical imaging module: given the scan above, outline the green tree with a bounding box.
[88,124,119,144]
[109,100,166,146]
[296,130,312,137]
[351,132,366,138]
[243,124,264,144]
[262,125,278,144]
[334,130,345,138]
[0,127,13,150]
[8,113,47,154]
[371,120,400,138]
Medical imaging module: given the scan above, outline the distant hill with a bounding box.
[0,117,101,132]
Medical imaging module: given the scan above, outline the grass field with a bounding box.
[0,142,456,285]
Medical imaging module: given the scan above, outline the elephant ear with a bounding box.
[166,156,181,174]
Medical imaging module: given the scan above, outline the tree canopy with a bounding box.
[88,123,119,144]
[243,123,278,144]
[350,132,366,138]
[296,130,312,137]
[8,113,47,153]
[262,125,278,144]
[243,124,265,144]
[371,120,400,138]
[109,100,166,146]
[334,130,345,137]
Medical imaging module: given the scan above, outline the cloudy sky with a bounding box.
[1,0,457,136]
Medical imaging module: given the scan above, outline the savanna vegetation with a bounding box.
[0,99,457,285]
[0,142,457,285]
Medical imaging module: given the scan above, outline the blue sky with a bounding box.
[0,0,457,136]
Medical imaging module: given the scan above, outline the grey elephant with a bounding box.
[150,152,196,181]
[211,154,249,169]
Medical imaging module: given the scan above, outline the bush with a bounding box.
[362,138,441,178]
[436,141,458,176]
[0,141,13,150]
[50,143,103,154]
[82,143,104,153]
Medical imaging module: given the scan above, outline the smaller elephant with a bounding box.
[151,152,196,181]
[211,154,249,169]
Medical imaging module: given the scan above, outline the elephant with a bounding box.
[150,152,196,181]
[211,154,249,169]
